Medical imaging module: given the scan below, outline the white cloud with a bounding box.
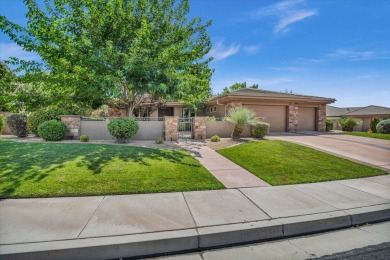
[0,43,40,61]
[248,0,317,35]
[243,45,261,54]
[208,41,240,61]
[327,49,390,61]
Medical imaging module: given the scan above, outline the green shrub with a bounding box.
[80,134,89,142]
[38,120,68,141]
[339,118,360,132]
[370,117,380,133]
[326,119,333,132]
[108,117,139,143]
[226,107,260,139]
[252,122,270,138]
[6,114,28,137]
[206,116,216,122]
[155,136,164,144]
[376,119,390,134]
[210,135,221,142]
[28,108,66,137]
[0,114,4,134]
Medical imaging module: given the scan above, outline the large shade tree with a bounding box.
[0,0,213,116]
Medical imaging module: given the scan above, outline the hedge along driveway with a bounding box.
[0,140,224,198]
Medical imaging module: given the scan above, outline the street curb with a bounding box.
[1,204,389,259]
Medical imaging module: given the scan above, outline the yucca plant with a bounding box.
[226,107,260,139]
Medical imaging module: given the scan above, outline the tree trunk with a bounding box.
[232,124,244,140]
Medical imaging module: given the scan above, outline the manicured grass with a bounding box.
[343,132,390,140]
[0,140,224,198]
[217,140,386,186]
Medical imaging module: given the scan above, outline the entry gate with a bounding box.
[178,118,193,139]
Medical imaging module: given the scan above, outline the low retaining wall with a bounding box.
[80,120,164,141]
[206,121,252,138]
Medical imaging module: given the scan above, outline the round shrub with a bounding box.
[339,118,360,132]
[28,108,66,137]
[0,114,4,134]
[38,120,68,141]
[155,136,164,144]
[252,122,270,138]
[376,119,390,134]
[210,135,221,142]
[80,134,89,142]
[108,117,139,143]
[6,114,28,138]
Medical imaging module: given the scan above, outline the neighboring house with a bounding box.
[152,88,336,132]
[326,105,390,132]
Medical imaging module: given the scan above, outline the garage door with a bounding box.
[246,105,287,132]
[297,107,316,131]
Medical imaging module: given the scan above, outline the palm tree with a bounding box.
[226,107,260,139]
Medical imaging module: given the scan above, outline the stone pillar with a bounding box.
[193,117,207,140]
[288,103,298,132]
[164,116,178,141]
[317,105,326,132]
[61,116,81,139]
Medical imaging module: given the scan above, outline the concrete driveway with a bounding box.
[268,132,390,172]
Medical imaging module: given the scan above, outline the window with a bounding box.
[213,106,217,112]
[206,107,209,113]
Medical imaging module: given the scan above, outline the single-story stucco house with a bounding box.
[151,88,336,132]
[327,105,390,132]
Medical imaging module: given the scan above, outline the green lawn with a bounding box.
[0,140,223,198]
[217,140,386,186]
[343,132,390,140]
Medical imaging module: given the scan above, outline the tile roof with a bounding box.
[327,105,390,117]
[215,88,335,101]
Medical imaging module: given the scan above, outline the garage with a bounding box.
[297,107,316,131]
[245,105,287,132]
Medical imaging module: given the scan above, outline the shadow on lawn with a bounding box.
[0,141,199,196]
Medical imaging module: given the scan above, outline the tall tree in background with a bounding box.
[0,0,213,116]
[221,82,259,95]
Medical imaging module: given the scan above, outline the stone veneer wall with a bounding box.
[164,116,178,141]
[61,116,81,139]
[193,117,206,140]
[288,103,298,132]
[317,105,326,132]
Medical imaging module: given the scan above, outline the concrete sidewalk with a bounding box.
[268,132,390,172]
[178,140,270,188]
[1,175,389,259]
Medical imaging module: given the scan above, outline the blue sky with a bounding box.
[1,0,389,107]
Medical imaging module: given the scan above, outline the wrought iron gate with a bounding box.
[178,118,193,139]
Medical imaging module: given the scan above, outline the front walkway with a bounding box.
[178,140,270,188]
[268,132,390,172]
[1,175,389,259]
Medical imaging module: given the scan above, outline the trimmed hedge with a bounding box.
[80,134,89,142]
[108,117,139,143]
[376,119,390,134]
[6,114,28,138]
[252,122,270,138]
[370,117,380,133]
[38,120,68,141]
[0,114,4,134]
[28,108,66,137]
[210,135,221,142]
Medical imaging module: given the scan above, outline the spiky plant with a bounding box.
[226,107,260,139]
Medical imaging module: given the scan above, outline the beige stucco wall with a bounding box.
[173,107,183,117]
[205,105,226,118]
[206,121,252,138]
[80,120,164,140]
